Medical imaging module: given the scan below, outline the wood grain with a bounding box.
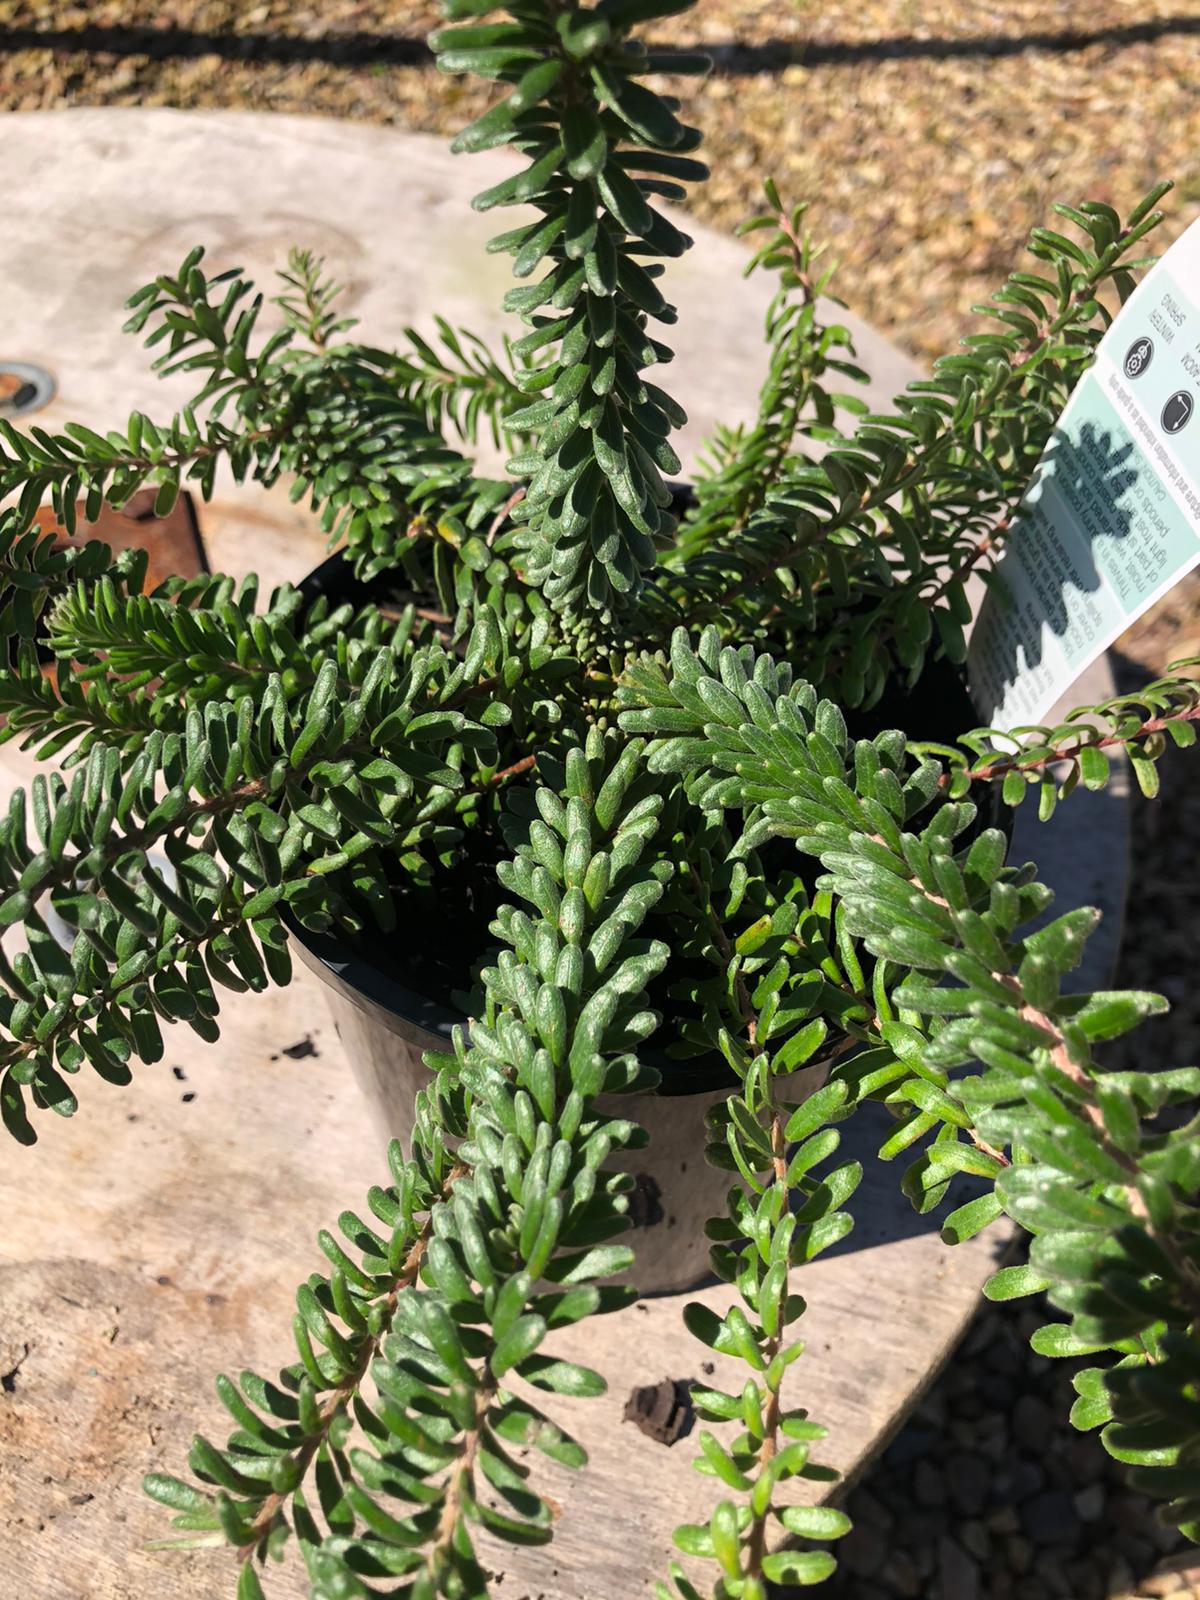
[0,685,1127,1600]
[0,110,1129,1600]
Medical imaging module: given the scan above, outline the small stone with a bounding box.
[979,1372,1020,1409]
[977,1412,1007,1445]
[1013,1393,1052,1453]
[963,1314,995,1358]
[1112,1492,1149,1529]
[946,1451,990,1517]
[979,1424,1008,1461]
[622,1379,692,1445]
[1135,1579,1176,1600]
[960,1519,990,1562]
[1115,1529,1153,1570]
[1106,1556,1135,1596]
[1070,1560,1106,1600]
[1141,1568,1200,1599]
[950,1417,981,1449]
[903,1509,947,1553]
[850,1486,893,1530]
[985,1335,1021,1375]
[1007,1534,1034,1575]
[1151,1520,1187,1554]
[912,1537,937,1579]
[886,1549,921,1598]
[988,1505,1020,1535]
[946,1363,976,1400]
[1016,1307,1044,1342]
[915,1391,948,1429]
[1044,1452,1078,1491]
[1015,1458,1046,1501]
[874,1478,913,1517]
[991,1458,1044,1505]
[1021,1303,1054,1341]
[1073,1483,1104,1523]
[1039,1551,1074,1596]
[936,1536,979,1600]
[1065,1435,1106,1486]
[1020,1489,1078,1547]
[914,1458,945,1509]
[840,1520,888,1579]
[884,1426,938,1468]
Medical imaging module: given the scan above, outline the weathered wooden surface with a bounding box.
[0,953,1011,1600]
[0,108,925,478]
[0,649,1131,1600]
[0,855,1118,1600]
[0,111,1130,1600]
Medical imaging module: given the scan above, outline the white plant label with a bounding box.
[967,220,1200,730]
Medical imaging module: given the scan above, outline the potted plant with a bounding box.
[2,1,1199,1595]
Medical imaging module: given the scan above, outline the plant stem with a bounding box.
[698,876,794,1587]
[237,1163,468,1559]
[744,1103,787,1582]
[944,701,1200,788]
[427,1377,496,1580]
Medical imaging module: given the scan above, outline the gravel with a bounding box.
[1,1,1199,362]
[810,1291,1200,1600]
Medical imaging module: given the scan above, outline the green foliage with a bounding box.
[278,249,531,452]
[3,247,520,595]
[665,183,868,591]
[0,505,149,642]
[0,0,1196,1594]
[919,656,1200,813]
[148,729,671,1590]
[657,184,1172,708]
[620,625,1200,1543]
[431,0,710,624]
[666,879,856,1600]
[0,604,516,1141]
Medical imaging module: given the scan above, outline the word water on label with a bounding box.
[967,221,1200,730]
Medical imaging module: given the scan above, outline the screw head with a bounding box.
[0,362,56,419]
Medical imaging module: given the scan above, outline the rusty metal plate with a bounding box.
[0,363,55,420]
[33,489,208,593]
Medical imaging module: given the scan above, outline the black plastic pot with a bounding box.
[288,913,761,1295]
[287,534,990,1295]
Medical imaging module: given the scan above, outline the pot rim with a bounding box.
[284,910,745,1095]
[288,534,992,1100]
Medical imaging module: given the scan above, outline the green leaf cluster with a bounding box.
[432,0,710,624]
[655,186,1171,708]
[0,0,1196,1594]
[620,625,1200,1544]
[148,730,677,1592]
